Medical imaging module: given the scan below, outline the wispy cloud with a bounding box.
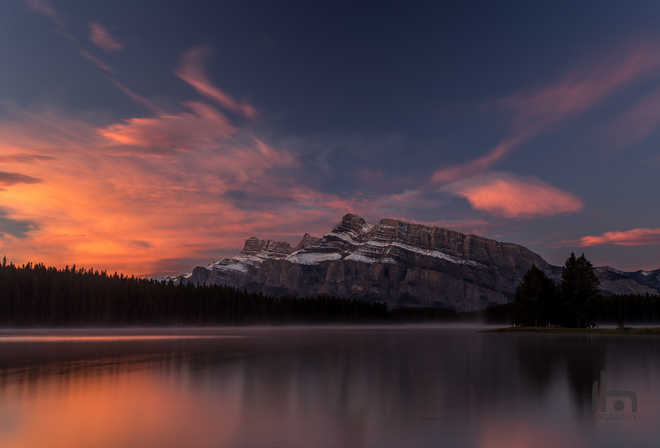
[99,101,237,152]
[88,22,124,52]
[431,42,660,184]
[0,210,38,239]
[23,0,65,29]
[174,46,258,119]
[608,84,660,148]
[445,172,584,218]
[24,0,119,75]
[0,153,53,163]
[78,48,115,73]
[0,101,354,275]
[106,79,164,115]
[0,171,43,188]
[557,228,660,247]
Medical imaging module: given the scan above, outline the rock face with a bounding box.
[180,214,660,311]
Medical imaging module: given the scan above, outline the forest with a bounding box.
[511,253,660,327]
[0,259,658,327]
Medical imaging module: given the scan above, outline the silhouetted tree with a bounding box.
[511,265,558,326]
[560,252,600,328]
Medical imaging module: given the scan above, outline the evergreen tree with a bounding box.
[560,252,600,328]
[512,265,558,327]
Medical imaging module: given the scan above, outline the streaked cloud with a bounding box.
[23,0,65,28]
[0,102,354,275]
[24,1,117,74]
[0,153,53,163]
[88,22,124,52]
[174,46,258,119]
[99,101,237,152]
[431,42,660,184]
[558,228,660,247]
[106,79,164,115]
[0,210,38,239]
[78,49,115,73]
[446,172,584,218]
[0,171,43,188]
[608,84,660,147]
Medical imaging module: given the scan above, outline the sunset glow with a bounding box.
[1,0,659,274]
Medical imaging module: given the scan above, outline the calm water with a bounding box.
[0,325,658,448]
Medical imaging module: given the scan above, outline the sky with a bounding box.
[1,0,660,277]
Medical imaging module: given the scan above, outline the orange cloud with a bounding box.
[88,22,124,52]
[99,102,236,151]
[0,102,369,276]
[431,41,660,185]
[447,173,584,218]
[174,46,258,119]
[559,228,660,247]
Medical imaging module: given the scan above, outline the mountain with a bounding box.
[177,214,660,312]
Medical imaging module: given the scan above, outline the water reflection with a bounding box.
[0,327,658,447]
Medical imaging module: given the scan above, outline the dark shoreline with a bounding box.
[480,326,660,335]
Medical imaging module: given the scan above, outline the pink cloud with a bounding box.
[431,41,660,185]
[23,0,65,28]
[503,43,660,131]
[431,139,520,185]
[78,49,115,73]
[559,228,660,247]
[106,79,164,115]
[0,104,364,276]
[99,102,237,151]
[608,84,660,147]
[174,46,258,119]
[25,3,120,76]
[88,22,124,52]
[446,173,584,218]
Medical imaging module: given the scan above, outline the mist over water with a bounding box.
[0,326,658,447]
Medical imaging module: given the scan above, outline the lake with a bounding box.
[0,325,657,447]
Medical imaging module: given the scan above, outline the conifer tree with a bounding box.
[512,265,558,327]
[560,252,600,328]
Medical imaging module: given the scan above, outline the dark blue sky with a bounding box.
[1,0,660,275]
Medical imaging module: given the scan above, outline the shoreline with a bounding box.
[480,326,660,335]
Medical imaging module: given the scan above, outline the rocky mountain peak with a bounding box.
[241,236,267,255]
[295,233,320,251]
[262,240,295,256]
[333,214,374,236]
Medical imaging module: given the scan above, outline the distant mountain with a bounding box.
[176,214,660,311]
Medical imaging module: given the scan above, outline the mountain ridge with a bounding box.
[176,214,660,311]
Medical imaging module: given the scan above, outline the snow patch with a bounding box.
[287,252,342,265]
[219,263,249,273]
[345,252,377,263]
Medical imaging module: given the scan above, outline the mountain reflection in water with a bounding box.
[0,326,658,448]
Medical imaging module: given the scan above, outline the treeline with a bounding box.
[592,293,660,325]
[1,259,657,327]
[0,260,476,326]
[0,261,395,326]
[511,252,660,327]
